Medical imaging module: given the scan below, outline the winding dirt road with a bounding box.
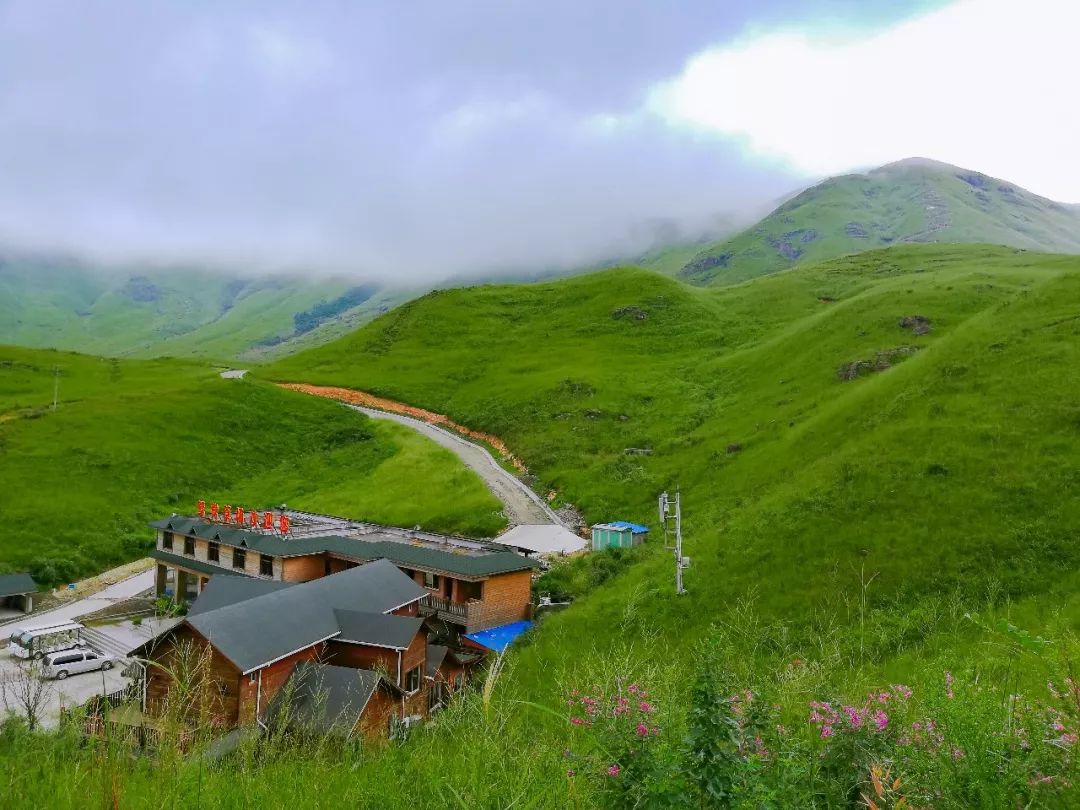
[278,383,560,527]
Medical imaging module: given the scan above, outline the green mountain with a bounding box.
[274,245,1080,804]
[9,243,1080,805]
[0,346,503,578]
[0,257,412,361]
[676,158,1080,285]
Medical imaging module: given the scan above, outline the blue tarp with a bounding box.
[606,521,649,533]
[464,620,533,653]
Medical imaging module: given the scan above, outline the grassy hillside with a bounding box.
[676,158,1080,285]
[8,244,1080,807]
[0,347,503,578]
[266,242,1080,630]
[0,258,411,362]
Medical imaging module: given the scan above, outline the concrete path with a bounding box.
[0,569,155,632]
[346,405,561,527]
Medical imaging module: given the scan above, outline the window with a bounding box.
[404,666,421,693]
[232,548,246,570]
[207,542,219,563]
[84,652,98,660]
[423,571,439,590]
[260,554,274,576]
[183,536,195,556]
[162,531,173,550]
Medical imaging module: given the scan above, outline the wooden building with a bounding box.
[149,509,539,635]
[140,561,470,735]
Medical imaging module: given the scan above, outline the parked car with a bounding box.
[41,648,115,680]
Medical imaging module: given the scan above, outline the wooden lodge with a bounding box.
[149,508,538,636]
[138,506,537,737]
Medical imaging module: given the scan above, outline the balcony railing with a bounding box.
[419,593,481,627]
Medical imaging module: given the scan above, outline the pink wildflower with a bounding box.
[776,724,787,736]
[570,717,588,726]
[820,725,833,739]
[635,723,649,737]
[944,671,955,700]
[843,706,862,729]
[639,701,654,714]
[1063,733,1078,746]
[628,684,640,694]
[873,710,888,731]
[951,747,965,760]
[607,764,620,777]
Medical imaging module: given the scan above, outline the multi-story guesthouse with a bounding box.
[139,503,538,736]
[149,505,538,636]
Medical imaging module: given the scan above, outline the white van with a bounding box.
[41,648,116,680]
[8,621,85,659]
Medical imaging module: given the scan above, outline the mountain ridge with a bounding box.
[675,158,1080,285]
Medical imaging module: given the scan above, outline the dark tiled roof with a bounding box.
[426,644,448,678]
[149,549,246,578]
[267,661,397,734]
[0,573,37,598]
[151,516,539,578]
[323,537,540,578]
[333,610,423,650]
[186,560,425,674]
[188,577,296,617]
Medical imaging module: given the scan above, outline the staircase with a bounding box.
[80,626,136,659]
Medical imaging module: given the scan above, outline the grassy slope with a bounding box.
[0,347,503,575]
[6,244,1080,807]
[677,158,1080,285]
[0,260,406,362]
[266,243,1080,639]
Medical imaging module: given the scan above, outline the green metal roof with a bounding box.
[0,572,37,598]
[149,549,246,578]
[150,516,539,579]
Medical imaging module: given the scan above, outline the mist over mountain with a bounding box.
[675,159,1080,285]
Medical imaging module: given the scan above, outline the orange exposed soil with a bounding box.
[277,383,528,473]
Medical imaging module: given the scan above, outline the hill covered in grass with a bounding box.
[0,258,411,362]
[675,159,1080,284]
[0,347,503,579]
[267,243,1080,623]
[7,244,1080,806]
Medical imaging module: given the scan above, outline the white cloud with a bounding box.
[649,0,1080,201]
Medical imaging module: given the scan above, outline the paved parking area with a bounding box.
[0,644,131,728]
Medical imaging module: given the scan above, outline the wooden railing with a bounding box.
[420,594,479,625]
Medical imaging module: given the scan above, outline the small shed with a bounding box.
[0,572,38,614]
[591,521,648,551]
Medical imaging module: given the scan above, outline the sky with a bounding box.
[0,0,1074,283]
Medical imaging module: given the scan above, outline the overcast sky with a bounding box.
[1,0,1073,283]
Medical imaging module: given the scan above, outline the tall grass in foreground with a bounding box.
[3,601,1079,808]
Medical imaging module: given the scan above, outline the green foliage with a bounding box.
[0,346,504,574]
[0,261,409,361]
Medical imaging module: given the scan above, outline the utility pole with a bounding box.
[658,489,688,595]
[51,366,60,412]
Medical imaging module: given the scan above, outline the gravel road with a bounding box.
[346,405,560,527]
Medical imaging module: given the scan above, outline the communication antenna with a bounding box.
[658,489,688,595]
[51,366,60,412]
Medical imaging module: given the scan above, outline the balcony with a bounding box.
[419,593,483,631]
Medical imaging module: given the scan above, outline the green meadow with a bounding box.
[0,347,503,581]
[5,243,1080,806]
